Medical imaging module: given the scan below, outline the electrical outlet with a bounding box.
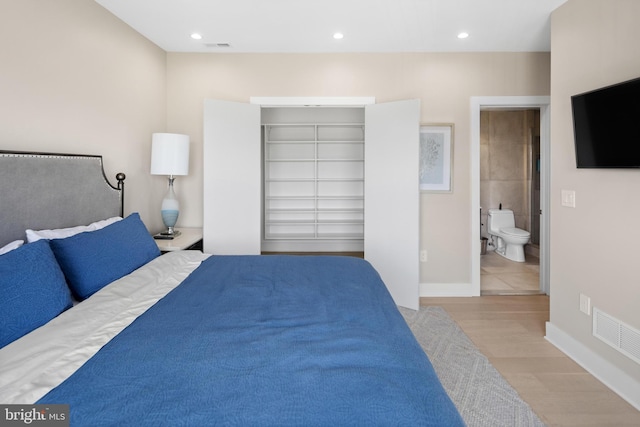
[420,250,428,263]
[579,293,591,315]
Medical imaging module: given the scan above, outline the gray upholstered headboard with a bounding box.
[0,151,125,248]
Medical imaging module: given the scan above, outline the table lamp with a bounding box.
[150,133,190,237]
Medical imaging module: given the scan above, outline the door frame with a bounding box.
[471,96,550,296]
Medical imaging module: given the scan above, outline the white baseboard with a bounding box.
[545,321,640,411]
[420,282,476,297]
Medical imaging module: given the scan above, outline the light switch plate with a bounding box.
[561,190,576,208]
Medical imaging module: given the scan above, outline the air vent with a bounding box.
[593,307,640,364]
[204,42,232,48]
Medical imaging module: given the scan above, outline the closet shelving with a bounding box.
[263,122,364,243]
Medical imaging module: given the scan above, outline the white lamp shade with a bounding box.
[150,133,190,176]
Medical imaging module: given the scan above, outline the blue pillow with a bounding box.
[49,213,160,300]
[0,239,73,349]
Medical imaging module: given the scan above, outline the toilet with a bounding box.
[487,209,530,262]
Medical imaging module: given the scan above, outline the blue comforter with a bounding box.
[39,255,463,426]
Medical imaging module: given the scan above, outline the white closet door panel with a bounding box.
[364,100,420,309]
[203,99,261,255]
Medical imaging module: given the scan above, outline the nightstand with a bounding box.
[154,227,203,253]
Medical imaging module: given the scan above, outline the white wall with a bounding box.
[548,0,640,397]
[0,0,167,231]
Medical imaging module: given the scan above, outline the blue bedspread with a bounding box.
[39,255,464,426]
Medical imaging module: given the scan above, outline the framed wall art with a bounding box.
[419,124,454,192]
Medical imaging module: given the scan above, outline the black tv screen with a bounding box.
[571,76,640,168]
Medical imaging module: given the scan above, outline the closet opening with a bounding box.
[260,106,365,255]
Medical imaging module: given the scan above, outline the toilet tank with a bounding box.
[487,209,515,232]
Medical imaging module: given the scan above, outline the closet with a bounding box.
[203,97,420,309]
[262,107,365,253]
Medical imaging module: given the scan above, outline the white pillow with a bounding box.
[26,216,123,243]
[89,217,123,230]
[0,240,24,255]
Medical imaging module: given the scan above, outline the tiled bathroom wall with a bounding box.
[480,110,540,243]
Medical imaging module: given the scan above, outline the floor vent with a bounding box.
[593,307,640,365]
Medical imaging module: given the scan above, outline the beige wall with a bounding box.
[166,52,550,284]
[0,0,167,231]
[550,0,640,382]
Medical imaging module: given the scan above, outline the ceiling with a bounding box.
[95,0,567,53]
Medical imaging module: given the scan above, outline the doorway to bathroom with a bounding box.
[480,109,541,295]
[470,96,550,297]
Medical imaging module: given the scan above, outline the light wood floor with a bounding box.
[422,295,640,426]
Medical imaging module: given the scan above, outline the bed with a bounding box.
[0,151,463,426]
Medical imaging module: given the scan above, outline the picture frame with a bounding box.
[419,124,454,193]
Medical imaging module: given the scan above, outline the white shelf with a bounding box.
[265,233,364,240]
[262,122,365,126]
[265,159,364,162]
[264,122,365,245]
[266,219,364,224]
[265,140,364,144]
[265,196,364,201]
[266,208,364,214]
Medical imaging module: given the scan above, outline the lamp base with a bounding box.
[159,177,181,239]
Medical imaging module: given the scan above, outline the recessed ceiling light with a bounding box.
[458,32,469,39]
[190,33,203,40]
[333,32,344,40]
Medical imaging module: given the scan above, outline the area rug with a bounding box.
[399,306,546,427]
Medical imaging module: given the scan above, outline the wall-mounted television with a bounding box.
[571,76,640,168]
